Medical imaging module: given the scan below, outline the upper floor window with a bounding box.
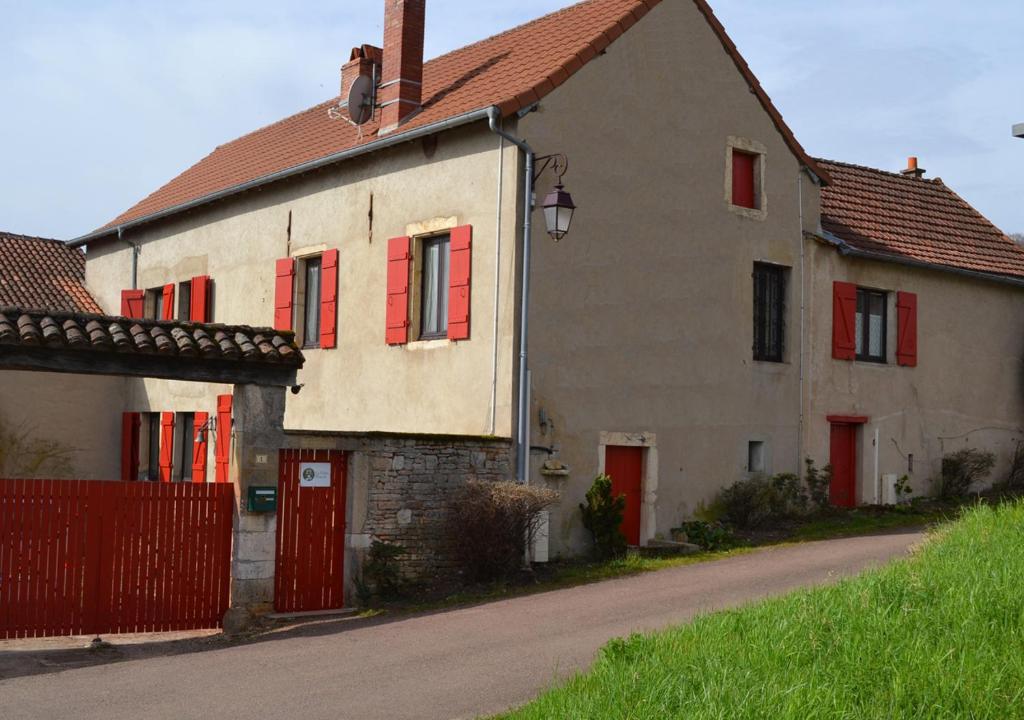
[725,137,767,220]
[753,262,786,362]
[419,234,450,339]
[294,255,322,348]
[855,288,887,363]
[144,287,165,320]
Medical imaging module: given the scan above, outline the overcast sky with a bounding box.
[1,0,1021,241]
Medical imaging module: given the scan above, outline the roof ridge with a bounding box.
[814,156,944,184]
[0,230,67,246]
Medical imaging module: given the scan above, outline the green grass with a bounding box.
[496,501,1024,719]
[787,505,951,541]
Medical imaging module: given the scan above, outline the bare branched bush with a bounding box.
[1004,442,1024,491]
[940,448,996,499]
[0,419,77,478]
[447,480,558,583]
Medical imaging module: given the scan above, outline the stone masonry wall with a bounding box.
[363,436,513,582]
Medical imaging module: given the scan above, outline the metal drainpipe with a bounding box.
[118,226,139,290]
[487,106,534,484]
[797,173,805,475]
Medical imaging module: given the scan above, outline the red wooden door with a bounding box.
[829,424,857,507]
[605,445,643,545]
[275,449,346,612]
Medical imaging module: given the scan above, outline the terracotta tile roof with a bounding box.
[0,308,303,367]
[89,0,825,238]
[0,231,103,313]
[818,159,1024,280]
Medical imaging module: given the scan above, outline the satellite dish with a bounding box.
[347,74,375,125]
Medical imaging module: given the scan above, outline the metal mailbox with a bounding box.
[247,486,277,513]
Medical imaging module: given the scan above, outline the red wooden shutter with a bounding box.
[161,284,175,320]
[896,291,918,367]
[120,289,145,318]
[448,225,472,340]
[386,236,411,345]
[192,412,209,483]
[215,394,232,483]
[832,281,857,360]
[732,150,756,209]
[320,249,339,348]
[274,258,295,331]
[190,275,211,322]
[120,412,141,481]
[158,412,175,482]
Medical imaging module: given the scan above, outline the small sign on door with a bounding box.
[299,462,331,488]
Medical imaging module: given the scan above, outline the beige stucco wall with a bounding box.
[0,370,125,479]
[805,245,1024,501]
[519,0,820,555]
[85,122,521,440]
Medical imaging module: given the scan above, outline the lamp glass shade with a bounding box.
[542,184,576,240]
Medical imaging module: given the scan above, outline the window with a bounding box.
[419,234,450,339]
[178,281,192,321]
[177,412,194,482]
[748,441,766,473]
[855,288,887,362]
[294,256,322,348]
[144,288,164,321]
[753,263,786,362]
[732,150,759,209]
[143,413,161,481]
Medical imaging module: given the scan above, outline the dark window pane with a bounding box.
[179,412,193,482]
[753,263,785,362]
[420,235,450,338]
[178,281,192,321]
[855,288,887,362]
[147,414,160,481]
[304,257,321,347]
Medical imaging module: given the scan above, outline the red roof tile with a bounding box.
[91,0,825,238]
[818,159,1024,280]
[0,231,103,313]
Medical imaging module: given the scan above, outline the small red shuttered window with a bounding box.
[190,275,212,322]
[732,150,757,209]
[158,412,175,482]
[448,225,472,340]
[120,289,145,318]
[320,249,339,348]
[274,259,295,331]
[896,291,918,367]
[386,236,411,345]
[832,281,857,360]
[215,394,232,483]
[120,412,141,481]
[192,412,209,483]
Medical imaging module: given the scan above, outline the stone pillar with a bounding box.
[225,383,286,627]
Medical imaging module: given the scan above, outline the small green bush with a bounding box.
[674,520,736,551]
[580,474,627,560]
[804,458,832,510]
[363,539,405,599]
[940,448,995,499]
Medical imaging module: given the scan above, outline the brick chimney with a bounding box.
[901,156,926,179]
[379,0,425,131]
[341,44,382,122]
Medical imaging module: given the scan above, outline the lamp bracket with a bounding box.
[533,153,568,184]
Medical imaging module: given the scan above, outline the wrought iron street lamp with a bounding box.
[534,154,576,241]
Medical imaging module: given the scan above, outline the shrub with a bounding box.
[363,540,405,599]
[1003,442,1024,491]
[447,480,558,583]
[804,458,832,511]
[940,448,995,499]
[580,474,627,560]
[674,520,736,551]
[718,475,772,528]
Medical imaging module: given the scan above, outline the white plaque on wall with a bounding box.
[299,462,331,488]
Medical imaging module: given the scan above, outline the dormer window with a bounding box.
[725,137,767,220]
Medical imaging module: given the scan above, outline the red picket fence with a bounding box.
[0,478,234,639]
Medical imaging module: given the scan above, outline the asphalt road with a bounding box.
[2,530,923,720]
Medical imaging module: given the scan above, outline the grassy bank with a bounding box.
[497,501,1024,719]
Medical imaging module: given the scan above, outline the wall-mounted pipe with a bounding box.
[486,105,534,484]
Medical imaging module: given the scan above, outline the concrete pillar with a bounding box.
[226,383,286,624]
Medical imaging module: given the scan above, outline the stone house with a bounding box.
[29,0,1022,599]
